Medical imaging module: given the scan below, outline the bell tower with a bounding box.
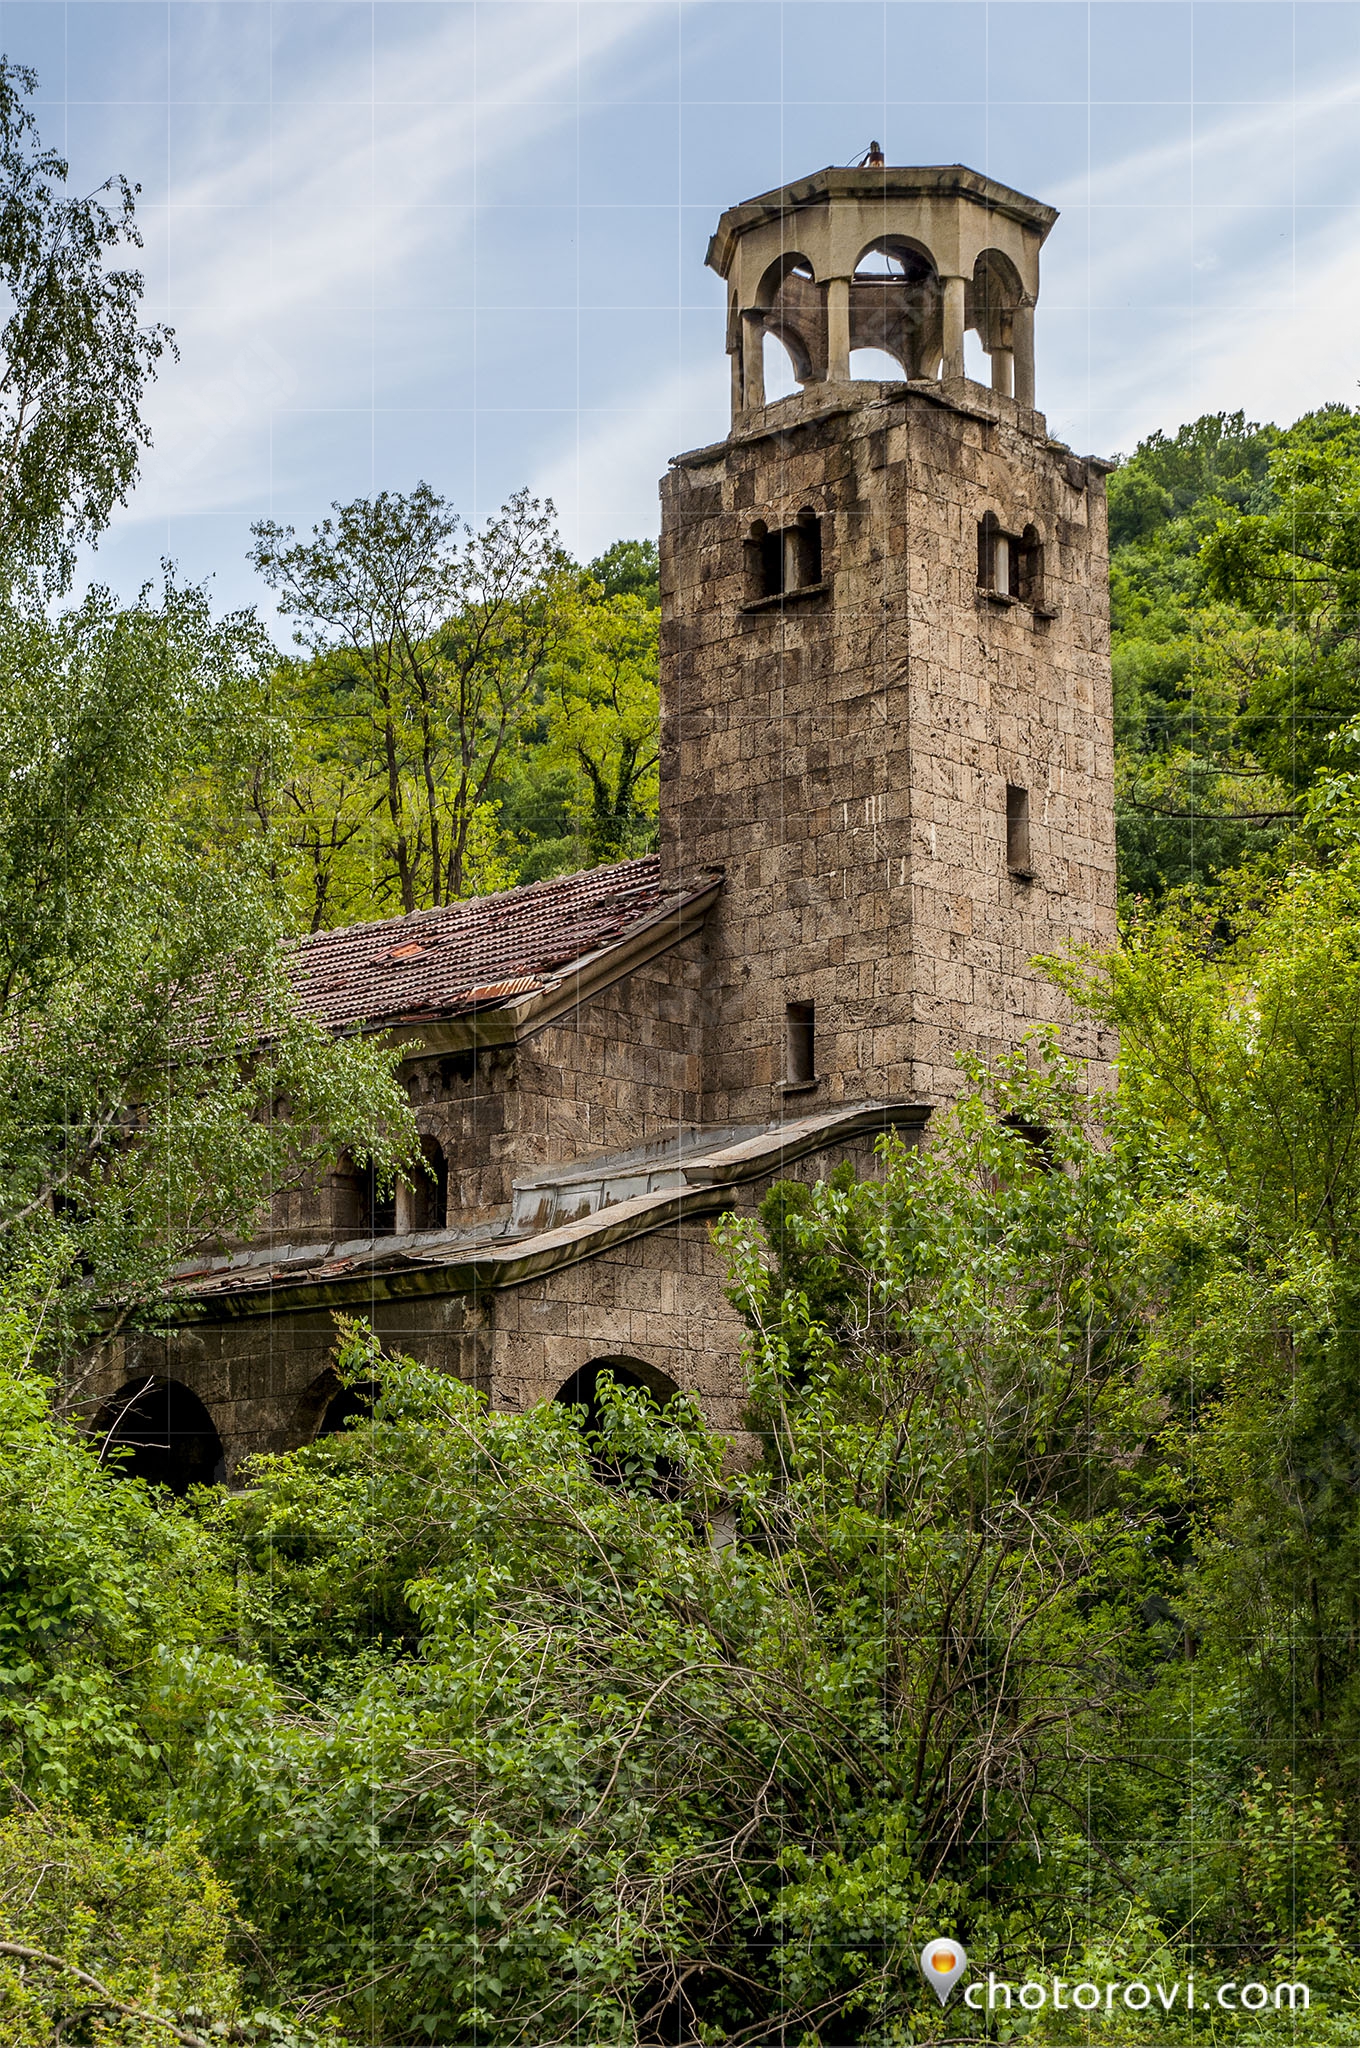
[659,162,1117,1125]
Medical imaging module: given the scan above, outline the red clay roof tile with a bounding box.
[290,855,680,1030]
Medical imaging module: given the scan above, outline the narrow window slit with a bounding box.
[785,1000,816,1086]
[1006,785,1032,876]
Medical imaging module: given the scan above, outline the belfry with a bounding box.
[714,160,1047,409]
[89,162,1117,1485]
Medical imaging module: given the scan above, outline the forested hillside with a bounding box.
[10,51,1360,2046]
[1111,405,1360,899]
[245,500,661,931]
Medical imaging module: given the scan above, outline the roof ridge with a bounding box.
[294,852,661,951]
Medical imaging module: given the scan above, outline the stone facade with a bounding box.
[86,159,1117,1491]
[660,377,1116,1124]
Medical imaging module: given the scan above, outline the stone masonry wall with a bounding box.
[266,937,707,1244]
[93,1130,891,1476]
[659,378,1117,1129]
[419,940,706,1222]
[89,1290,488,1480]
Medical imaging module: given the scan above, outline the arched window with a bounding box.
[1017,524,1044,607]
[747,511,823,603]
[333,1154,396,1239]
[404,1136,449,1233]
[980,515,1044,609]
[97,1376,226,1494]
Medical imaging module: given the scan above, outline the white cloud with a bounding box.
[1043,75,1360,452]
[531,357,732,560]
[121,4,655,527]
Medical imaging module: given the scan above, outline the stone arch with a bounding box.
[754,251,815,308]
[96,1376,226,1494]
[753,252,823,387]
[293,1365,379,1443]
[849,236,941,379]
[852,233,937,280]
[968,247,1023,351]
[554,1355,680,1433]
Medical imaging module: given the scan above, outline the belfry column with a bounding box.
[1013,300,1036,406]
[941,275,966,379]
[825,276,851,381]
[740,310,765,411]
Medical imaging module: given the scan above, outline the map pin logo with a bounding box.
[920,1938,967,2005]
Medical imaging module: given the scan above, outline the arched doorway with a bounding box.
[292,1366,379,1443]
[316,1380,378,1436]
[554,1357,680,1433]
[97,1377,226,1494]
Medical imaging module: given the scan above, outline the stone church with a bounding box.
[93,160,1117,1489]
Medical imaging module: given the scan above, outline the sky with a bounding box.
[13,0,1360,615]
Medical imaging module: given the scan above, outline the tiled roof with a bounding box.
[290,856,682,1030]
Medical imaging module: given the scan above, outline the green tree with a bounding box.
[540,580,659,863]
[0,59,173,595]
[1109,412,1291,899]
[250,484,573,913]
[1202,405,1360,787]
[1056,837,1360,1770]
[587,536,660,607]
[1109,405,1360,903]
[247,652,388,934]
[175,1062,1171,2045]
[0,1273,323,2044]
[0,580,413,1361]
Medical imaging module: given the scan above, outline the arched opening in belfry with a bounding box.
[848,347,906,380]
[849,236,940,379]
[762,329,801,403]
[969,247,1024,394]
[750,252,821,398]
[97,1377,226,1494]
[554,1356,681,1434]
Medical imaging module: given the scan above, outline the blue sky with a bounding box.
[15,0,1360,615]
